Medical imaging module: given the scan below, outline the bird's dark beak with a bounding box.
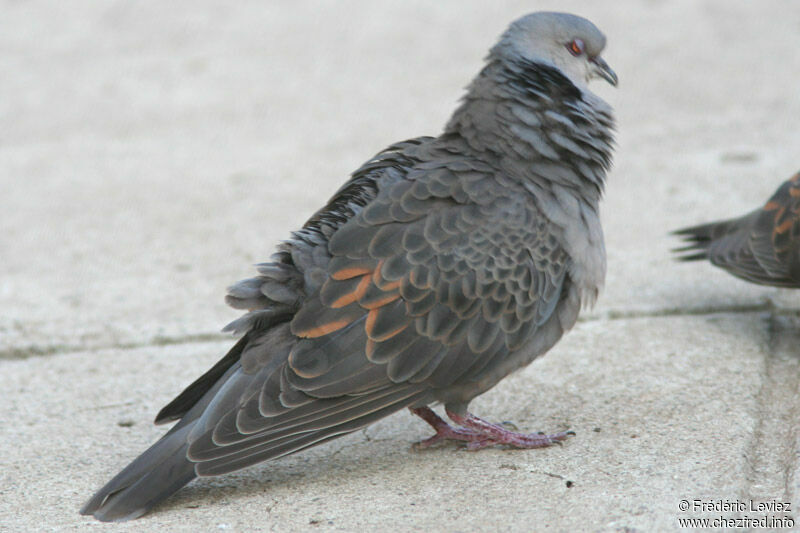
[590,56,618,86]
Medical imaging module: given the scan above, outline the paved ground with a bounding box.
[2,1,800,531]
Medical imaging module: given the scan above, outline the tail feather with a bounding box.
[671,216,747,261]
[80,423,197,522]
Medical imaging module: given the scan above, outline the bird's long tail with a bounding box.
[671,216,747,261]
[672,222,719,261]
[79,422,197,522]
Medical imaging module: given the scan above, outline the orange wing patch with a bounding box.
[775,218,794,235]
[361,291,400,309]
[296,318,356,339]
[329,275,371,308]
[365,306,409,342]
[331,266,373,281]
[292,260,419,352]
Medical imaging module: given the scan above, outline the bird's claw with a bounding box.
[410,407,573,451]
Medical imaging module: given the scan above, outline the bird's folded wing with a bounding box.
[181,158,571,476]
[749,172,800,284]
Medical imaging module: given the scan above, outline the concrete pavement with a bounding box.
[2,1,799,531]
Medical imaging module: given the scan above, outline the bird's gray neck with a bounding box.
[445,56,615,307]
[444,56,615,205]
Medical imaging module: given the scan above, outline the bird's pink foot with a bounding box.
[409,407,486,449]
[410,407,573,450]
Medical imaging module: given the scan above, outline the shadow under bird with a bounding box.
[81,11,617,521]
[674,172,800,287]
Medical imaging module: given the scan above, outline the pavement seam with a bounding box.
[0,332,230,361]
[739,314,800,513]
[3,302,799,361]
[586,300,799,322]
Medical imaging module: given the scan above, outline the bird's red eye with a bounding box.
[568,39,585,56]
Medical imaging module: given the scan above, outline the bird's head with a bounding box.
[493,11,618,88]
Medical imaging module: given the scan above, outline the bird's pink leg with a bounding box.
[410,407,573,451]
[409,407,485,448]
[445,409,573,450]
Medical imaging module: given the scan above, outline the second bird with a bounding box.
[81,11,618,522]
[674,172,800,287]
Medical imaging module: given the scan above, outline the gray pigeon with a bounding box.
[81,11,617,522]
[674,171,800,287]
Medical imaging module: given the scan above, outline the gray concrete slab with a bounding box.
[0,315,780,532]
[3,1,800,531]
